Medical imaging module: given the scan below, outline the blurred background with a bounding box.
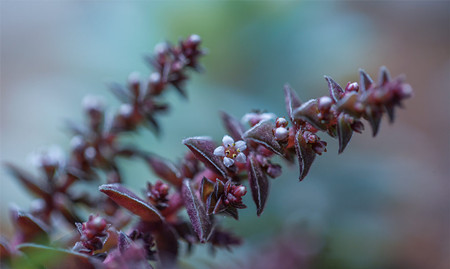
[1,1,449,268]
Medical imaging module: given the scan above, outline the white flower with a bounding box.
[214,135,247,168]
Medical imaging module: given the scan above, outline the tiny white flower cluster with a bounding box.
[214,135,247,168]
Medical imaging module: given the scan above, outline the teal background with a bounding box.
[1,1,449,268]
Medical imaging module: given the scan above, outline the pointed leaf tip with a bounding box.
[324,76,344,102]
[337,114,353,154]
[248,154,269,216]
[181,179,212,243]
[220,111,245,141]
[284,84,302,122]
[294,130,316,181]
[378,66,391,86]
[359,69,374,92]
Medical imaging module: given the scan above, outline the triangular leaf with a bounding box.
[243,121,283,155]
[384,103,395,123]
[365,106,383,136]
[324,76,344,102]
[337,114,353,154]
[293,99,328,130]
[181,179,213,243]
[378,66,391,86]
[182,137,229,179]
[220,111,245,141]
[294,129,316,181]
[359,69,374,92]
[247,153,269,216]
[99,184,163,223]
[284,84,302,123]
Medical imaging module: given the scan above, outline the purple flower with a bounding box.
[213,135,247,167]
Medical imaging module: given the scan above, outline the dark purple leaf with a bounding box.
[378,66,391,86]
[247,153,269,216]
[182,137,228,179]
[154,224,179,268]
[10,208,49,243]
[385,103,395,123]
[220,111,245,141]
[337,114,353,154]
[294,129,316,181]
[222,207,239,220]
[99,184,164,223]
[142,154,182,187]
[181,179,212,243]
[284,84,302,123]
[294,99,327,130]
[365,106,383,136]
[4,164,50,199]
[324,76,344,102]
[18,243,100,269]
[359,69,374,92]
[243,121,283,155]
[292,100,328,130]
[144,114,161,136]
[172,81,188,99]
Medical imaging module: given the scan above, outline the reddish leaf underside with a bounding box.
[247,153,269,216]
[99,184,163,223]
[11,209,49,243]
[181,179,212,243]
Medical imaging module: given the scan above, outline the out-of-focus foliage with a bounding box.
[1,1,448,269]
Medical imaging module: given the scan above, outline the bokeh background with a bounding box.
[1,1,449,268]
